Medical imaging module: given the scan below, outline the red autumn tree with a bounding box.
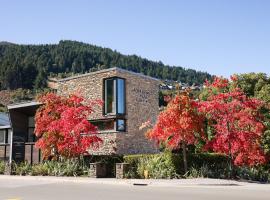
[198,76,266,168]
[147,91,205,172]
[34,92,102,160]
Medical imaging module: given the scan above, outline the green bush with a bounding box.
[14,162,32,176]
[42,160,87,177]
[235,166,270,182]
[186,153,230,179]
[124,152,178,179]
[31,164,49,176]
[124,152,229,179]
[0,161,5,174]
[138,152,177,179]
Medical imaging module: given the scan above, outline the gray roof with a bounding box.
[0,112,10,126]
[58,67,160,82]
[7,101,42,110]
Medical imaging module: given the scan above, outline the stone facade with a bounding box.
[57,67,160,155]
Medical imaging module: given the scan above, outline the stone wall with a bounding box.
[57,68,160,155]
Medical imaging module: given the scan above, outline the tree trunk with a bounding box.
[182,142,188,173]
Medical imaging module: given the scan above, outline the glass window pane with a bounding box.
[117,79,125,114]
[28,128,35,142]
[0,130,5,143]
[28,116,35,127]
[91,120,115,131]
[105,79,115,114]
[117,120,125,131]
[8,129,11,144]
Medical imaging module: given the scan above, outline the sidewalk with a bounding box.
[0,175,269,188]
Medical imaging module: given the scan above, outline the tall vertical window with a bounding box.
[104,78,125,115]
[105,79,115,114]
[27,116,36,142]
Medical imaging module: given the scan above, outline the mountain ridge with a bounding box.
[0,40,212,90]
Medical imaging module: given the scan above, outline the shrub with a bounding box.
[14,162,32,176]
[187,153,230,179]
[124,152,177,179]
[235,166,270,182]
[138,152,177,179]
[31,164,49,176]
[0,161,5,174]
[43,160,85,177]
[124,152,229,179]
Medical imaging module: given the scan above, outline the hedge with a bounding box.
[123,152,229,179]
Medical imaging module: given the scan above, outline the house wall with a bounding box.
[57,68,160,155]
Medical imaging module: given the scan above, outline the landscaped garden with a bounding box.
[1,74,270,182]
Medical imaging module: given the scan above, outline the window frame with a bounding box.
[90,118,126,133]
[103,77,126,116]
[0,128,11,144]
[116,119,126,132]
[27,116,36,143]
[0,129,6,144]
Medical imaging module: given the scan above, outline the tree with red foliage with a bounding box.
[147,91,205,172]
[34,93,102,160]
[198,76,266,170]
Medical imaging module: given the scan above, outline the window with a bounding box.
[7,129,11,144]
[27,116,36,142]
[0,129,11,144]
[0,130,5,144]
[116,119,125,131]
[104,78,125,115]
[91,120,115,132]
[117,79,125,114]
[90,119,126,132]
[105,79,115,114]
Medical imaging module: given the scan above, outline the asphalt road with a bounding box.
[0,178,269,200]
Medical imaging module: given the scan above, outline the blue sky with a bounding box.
[0,0,269,77]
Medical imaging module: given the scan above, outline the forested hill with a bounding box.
[0,40,212,90]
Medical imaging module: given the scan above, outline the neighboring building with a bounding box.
[58,67,160,155]
[6,102,42,163]
[1,67,160,163]
[0,113,11,161]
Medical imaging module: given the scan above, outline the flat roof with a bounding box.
[7,101,42,110]
[58,67,160,82]
[0,125,11,129]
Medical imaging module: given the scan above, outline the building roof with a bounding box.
[58,67,160,82]
[7,101,42,110]
[0,112,10,126]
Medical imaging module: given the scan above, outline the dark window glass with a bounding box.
[117,119,125,131]
[91,120,115,131]
[105,79,115,114]
[28,128,35,142]
[117,79,125,114]
[27,116,35,142]
[28,116,35,127]
[104,77,125,115]
[0,130,5,143]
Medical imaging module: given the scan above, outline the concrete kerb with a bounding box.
[0,175,268,188]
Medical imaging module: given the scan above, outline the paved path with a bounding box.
[0,176,269,200]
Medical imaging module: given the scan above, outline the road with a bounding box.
[0,177,269,200]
